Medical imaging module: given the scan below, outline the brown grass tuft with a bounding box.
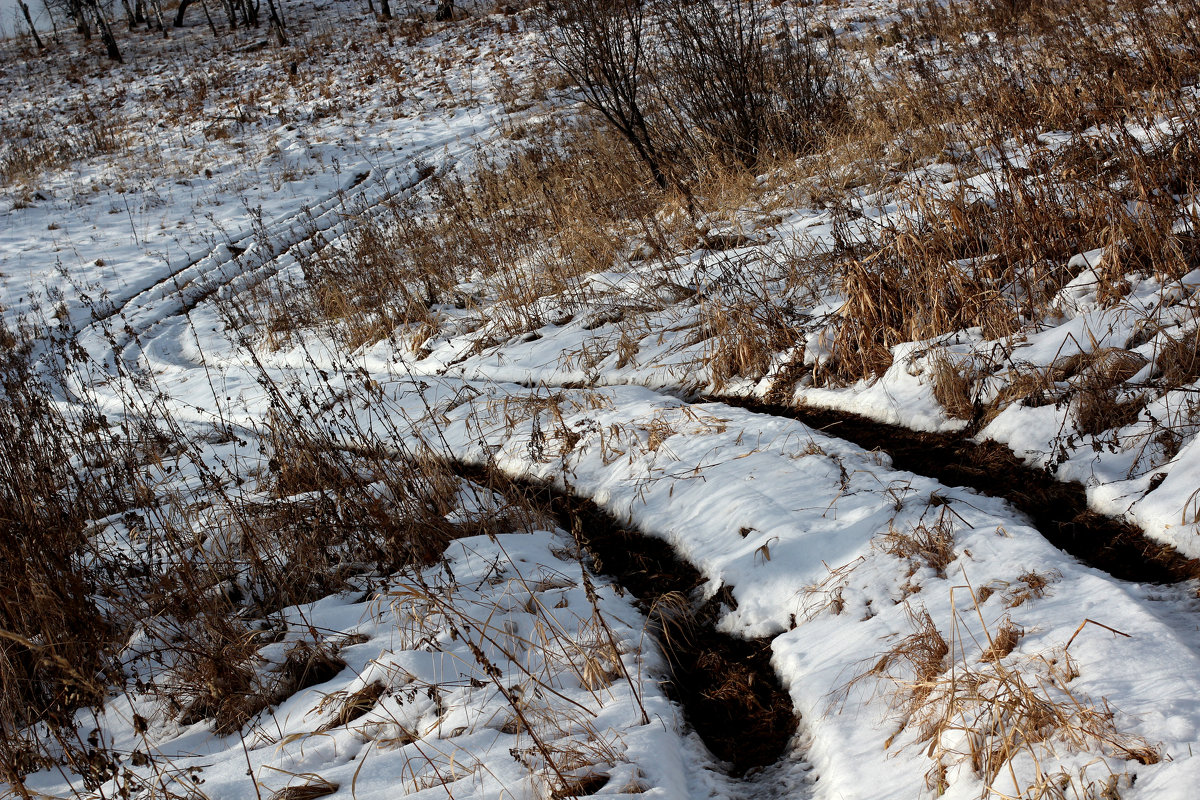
[980,618,1023,662]
[1068,349,1150,436]
[1155,327,1200,388]
[267,776,339,800]
[1006,570,1060,607]
[855,596,1159,797]
[881,510,957,578]
[316,681,387,733]
[929,350,978,421]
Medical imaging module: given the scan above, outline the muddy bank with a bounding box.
[712,396,1200,585]
[456,465,797,776]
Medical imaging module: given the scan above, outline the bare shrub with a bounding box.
[656,0,844,168]
[541,0,671,189]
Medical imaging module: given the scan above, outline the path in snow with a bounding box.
[74,164,433,369]
[39,116,1200,798]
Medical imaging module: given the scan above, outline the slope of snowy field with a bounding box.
[5,0,1200,798]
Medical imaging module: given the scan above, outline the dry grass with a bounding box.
[700,293,801,390]
[6,0,1200,794]
[980,618,1023,662]
[929,350,979,421]
[316,681,386,733]
[791,0,1200,387]
[1155,327,1200,388]
[252,116,682,351]
[0,307,565,788]
[168,615,266,736]
[881,508,958,578]
[1006,570,1061,608]
[0,318,150,788]
[1066,349,1151,436]
[823,176,1093,383]
[267,775,339,800]
[0,111,126,187]
[853,594,1159,798]
[423,120,674,336]
[867,606,950,723]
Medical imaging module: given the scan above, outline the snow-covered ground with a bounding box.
[5,0,1200,798]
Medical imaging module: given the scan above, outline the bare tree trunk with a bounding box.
[150,0,167,35]
[45,0,62,42]
[87,0,122,61]
[378,0,391,20]
[173,0,191,26]
[199,0,218,35]
[70,0,92,39]
[19,0,44,49]
[264,0,285,43]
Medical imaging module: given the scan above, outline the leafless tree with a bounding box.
[658,0,841,167]
[85,0,122,60]
[17,0,44,48]
[543,0,670,190]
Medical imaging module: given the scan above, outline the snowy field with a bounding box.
[4,0,1200,798]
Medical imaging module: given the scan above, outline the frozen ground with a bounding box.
[4,0,1200,798]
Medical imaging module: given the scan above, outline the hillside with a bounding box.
[3,0,1200,798]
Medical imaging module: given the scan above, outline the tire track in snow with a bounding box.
[78,113,501,371]
[77,163,432,368]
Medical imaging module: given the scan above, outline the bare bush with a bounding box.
[542,0,670,189]
[657,0,843,168]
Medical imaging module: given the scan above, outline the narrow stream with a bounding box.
[713,396,1200,584]
[448,385,1200,781]
[457,465,799,777]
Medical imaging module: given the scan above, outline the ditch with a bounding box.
[457,465,799,777]
[713,396,1200,585]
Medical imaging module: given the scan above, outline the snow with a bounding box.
[5,0,1200,798]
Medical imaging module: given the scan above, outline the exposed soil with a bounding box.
[713,397,1200,585]
[455,465,798,776]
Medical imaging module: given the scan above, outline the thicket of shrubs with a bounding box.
[543,0,844,189]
